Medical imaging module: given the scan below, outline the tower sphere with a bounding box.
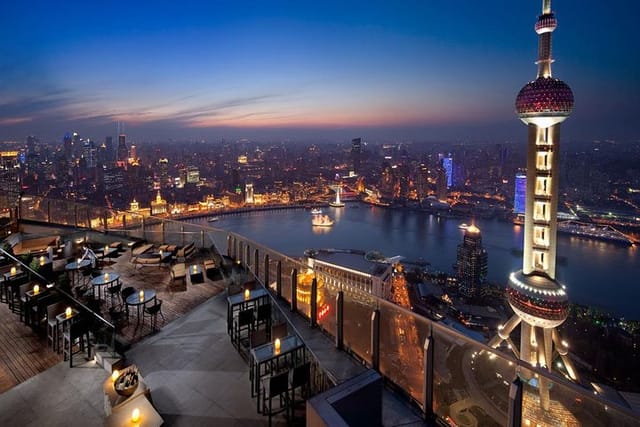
[515,77,573,127]
[507,271,569,328]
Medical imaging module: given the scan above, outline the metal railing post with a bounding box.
[310,277,317,327]
[245,244,251,270]
[336,291,344,350]
[423,329,434,419]
[507,377,523,427]
[181,224,185,245]
[291,268,297,312]
[263,254,269,286]
[276,260,282,297]
[254,248,259,278]
[371,309,380,370]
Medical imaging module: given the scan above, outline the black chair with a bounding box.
[256,303,272,332]
[289,361,311,415]
[63,319,92,367]
[233,308,254,349]
[108,305,127,330]
[107,282,122,307]
[121,286,135,318]
[271,322,288,341]
[143,299,165,332]
[260,371,291,427]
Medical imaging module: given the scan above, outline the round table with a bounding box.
[126,289,157,326]
[91,273,120,301]
[65,259,92,286]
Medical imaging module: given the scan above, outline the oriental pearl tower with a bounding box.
[488,0,578,410]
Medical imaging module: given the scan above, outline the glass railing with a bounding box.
[14,195,640,427]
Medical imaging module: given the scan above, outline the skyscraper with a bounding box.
[351,137,362,175]
[442,156,453,188]
[116,134,128,166]
[514,171,527,214]
[489,0,578,412]
[454,225,488,297]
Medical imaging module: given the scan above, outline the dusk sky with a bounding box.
[0,0,638,143]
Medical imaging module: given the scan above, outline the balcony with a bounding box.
[0,195,638,426]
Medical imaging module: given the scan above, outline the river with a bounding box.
[183,203,639,319]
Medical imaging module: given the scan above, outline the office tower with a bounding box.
[351,137,362,175]
[63,132,73,161]
[105,136,113,160]
[245,183,254,204]
[416,163,429,202]
[117,134,128,165]
[442,156,453,188]
[489,0,578,412]
[186,166,200,184]
[514,171,527,214]
[454,225,488,297]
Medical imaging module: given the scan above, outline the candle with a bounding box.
[274,338,281,354]
[104,245,109,253]
[33,285,39,295]
[10,266,16,275]
[111,369,119,382]
[65,307,72,318]
[193,265,197,272]
[244,289,250,300]
[139,290,144,301]
[39,256,45,265]
[131,408,140,423]
[77,258,81,264]
[104,273,109,280]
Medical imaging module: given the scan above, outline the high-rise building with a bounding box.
[514,171,527,214]
[489,0,578,413]
[442,156,453,188]
[245,183,254,204]
[116,134,128,166]
[454,225,488,297]
[435,166,447,202]
[351,137,362,175]
[186,166,200,184]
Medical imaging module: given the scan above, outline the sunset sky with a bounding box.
[1,0,638,142]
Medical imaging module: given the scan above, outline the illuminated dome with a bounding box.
[515,77,573,127]
[507,270,568,328]
[466,224,480,234]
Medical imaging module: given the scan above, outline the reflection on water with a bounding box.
[190,204,639,318]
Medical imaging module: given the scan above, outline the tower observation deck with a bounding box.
[489,0,578,413]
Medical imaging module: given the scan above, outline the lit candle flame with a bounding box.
[65,307,72,318]
[131,408,140,423]
[33,285,39,294]
[10,266,16,275]
[111,369,119,382]
[274,338,281,354]
[244,289,250,300]
[139,290,144,301]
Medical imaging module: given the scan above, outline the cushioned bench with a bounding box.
[171,263,186,284]
[132,243,154,257]
[176,242,196,261]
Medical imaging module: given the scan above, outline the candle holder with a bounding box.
[274,338,281,354]
[39,256,45,265]
[104,273,109,280]
[65,307,72,318]
[139,290,144,301]
[244,289,250,300]
[10,266,16,276]
[131,408,140,423]
[111,369,119,382]
[33,285,39,295]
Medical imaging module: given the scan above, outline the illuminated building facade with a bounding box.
[514,171,527,214]
[150,191,168,215]
[454,225,488,297]
[442,156,453,188]
[489,0,578,412]
[351,137,361,175]
[116,134,128,167]
[245,183,254,204]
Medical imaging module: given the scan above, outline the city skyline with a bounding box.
[1,0,639,142]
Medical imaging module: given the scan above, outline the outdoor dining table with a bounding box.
[226,287,269,335]
[250,334,306,410]
[65,259,91,286]
[126,289,157,327]
[91,272,120,301]
[99,247,119,263]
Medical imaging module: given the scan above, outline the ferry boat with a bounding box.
[557,221,634,245]
[208,217,220,223]
[310,208,323,215]
[312,215,334,227]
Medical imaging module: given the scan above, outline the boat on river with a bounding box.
[312,215,334,227]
